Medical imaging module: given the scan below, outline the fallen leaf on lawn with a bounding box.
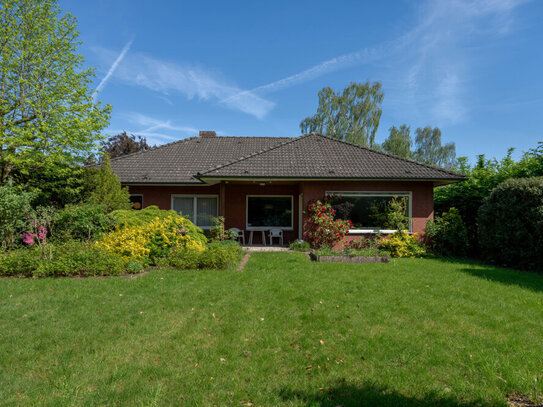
[305,365,312,370]
[194,362,199,367]
[319,339,325,345]
[212,313,216,318]
[260,317,264,321]
[119,294,123,297]
[139,311,143,315]
[220,357,226,362]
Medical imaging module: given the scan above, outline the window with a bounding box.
[171,195,218,229]
[247,196,293,229]
[327,191,411,233]
[130,194,143,210]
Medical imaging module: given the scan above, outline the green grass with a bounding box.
[1,253,543,406]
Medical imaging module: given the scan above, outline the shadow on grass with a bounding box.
[279,381,501,407]
[432,256,543,293]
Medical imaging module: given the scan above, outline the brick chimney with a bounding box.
[199,130,216,138]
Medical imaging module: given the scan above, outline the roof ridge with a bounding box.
[108,136,198,163]
[197,134,311,175]
[310,133,466,178]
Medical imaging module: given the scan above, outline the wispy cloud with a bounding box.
[93,40,133,100]
[226,0,530,125]
[92,47,274,118]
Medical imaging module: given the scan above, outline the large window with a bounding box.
[171,195,218,229]
[247,196,293,229]
[327,191,411,233]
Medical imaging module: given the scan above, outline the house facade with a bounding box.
[111,131,465,245]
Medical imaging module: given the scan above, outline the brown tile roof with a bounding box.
[198,133,466,182]
[109,136,293,184]
[109,133,466,184]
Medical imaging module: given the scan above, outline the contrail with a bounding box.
[94,40,133,100]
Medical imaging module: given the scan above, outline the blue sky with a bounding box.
[61,0,543,161]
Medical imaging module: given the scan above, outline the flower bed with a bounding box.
[309,252,390,263]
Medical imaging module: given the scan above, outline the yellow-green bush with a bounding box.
[378,231,426,258]
[96,213,206,264]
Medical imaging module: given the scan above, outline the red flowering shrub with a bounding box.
[306,199,350,248]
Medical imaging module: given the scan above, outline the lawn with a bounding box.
[1,253,543,406]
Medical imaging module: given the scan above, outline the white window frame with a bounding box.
[326,191,412,234]
[246,195,294,231]
[170,194,218,229]
[129,194,144,210]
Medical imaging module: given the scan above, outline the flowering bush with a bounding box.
[96,213,207,264]
[306,199,350,248]
[378,231,426,258]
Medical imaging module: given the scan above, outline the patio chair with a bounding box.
[268,228,284,246]
[229,227,245,245]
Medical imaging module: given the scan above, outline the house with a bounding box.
[109,131,466,245]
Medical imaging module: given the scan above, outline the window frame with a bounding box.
[129,194,144,210]
[246,195,294,231]
[325,191,412,234]
[170,194,219,229]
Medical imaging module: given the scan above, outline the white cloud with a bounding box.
[92,48,274,118]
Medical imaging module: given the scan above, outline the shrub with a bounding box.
[209,216,237,242]
[0,182,35,251]
[478,177,543,271]
[0,248,41,277]
[306,200,351,249]
[378,231,426,258]
[86,155,132,211]
[126,261,145,274]
[53,203,114,241]
[96,212,207,264]
[0,242,126,277]
[168,243,205,270]
[424,208,468,257]
[289,240,311,252]
[199,241,245,270]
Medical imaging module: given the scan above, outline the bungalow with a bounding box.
[109,131,466,245]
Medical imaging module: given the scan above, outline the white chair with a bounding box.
[268,228,284,246]
[229,227,245,245]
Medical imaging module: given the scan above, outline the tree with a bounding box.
[300,82,383,148]
[0,0,111,184]
[382,125,412,158]
[413,127,456,168]
[86,155,131,212]
[100,132,153,159]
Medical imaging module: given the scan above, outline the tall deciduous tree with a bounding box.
[382,125,412,159]
[101,132,153,159]
[0,0,111,184]
[300,82,383,148]
[414,127,456,168]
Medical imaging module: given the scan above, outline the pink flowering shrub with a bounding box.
[306,198,350,249]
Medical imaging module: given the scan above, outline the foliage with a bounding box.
[289,240,311,252]
[0,0,111,184]
[86,155,131,211]
[100,131,153,159]
[314,245,386,257]
[342,236,385,257]
[381,125,412,159]
[199,241,245,270]
[10,158,86,207]
[112,205,181,226]
[424,208,468,257]
[97,214,207,264]
[300,82,383,148]
[168,244,206,270]
[0,247,41,276]
[378,231,426,258]
[384,196,410,231]
[478,177,543,271]
[53,203,114,241]
[413,127,456,168]
[126,260,145,274]
[0,241,127,277]
[435,143,543,255]
[209,216,237,242]
[0,181,34,251]
[306,200,351,249]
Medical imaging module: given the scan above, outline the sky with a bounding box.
[60,0,543,162]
